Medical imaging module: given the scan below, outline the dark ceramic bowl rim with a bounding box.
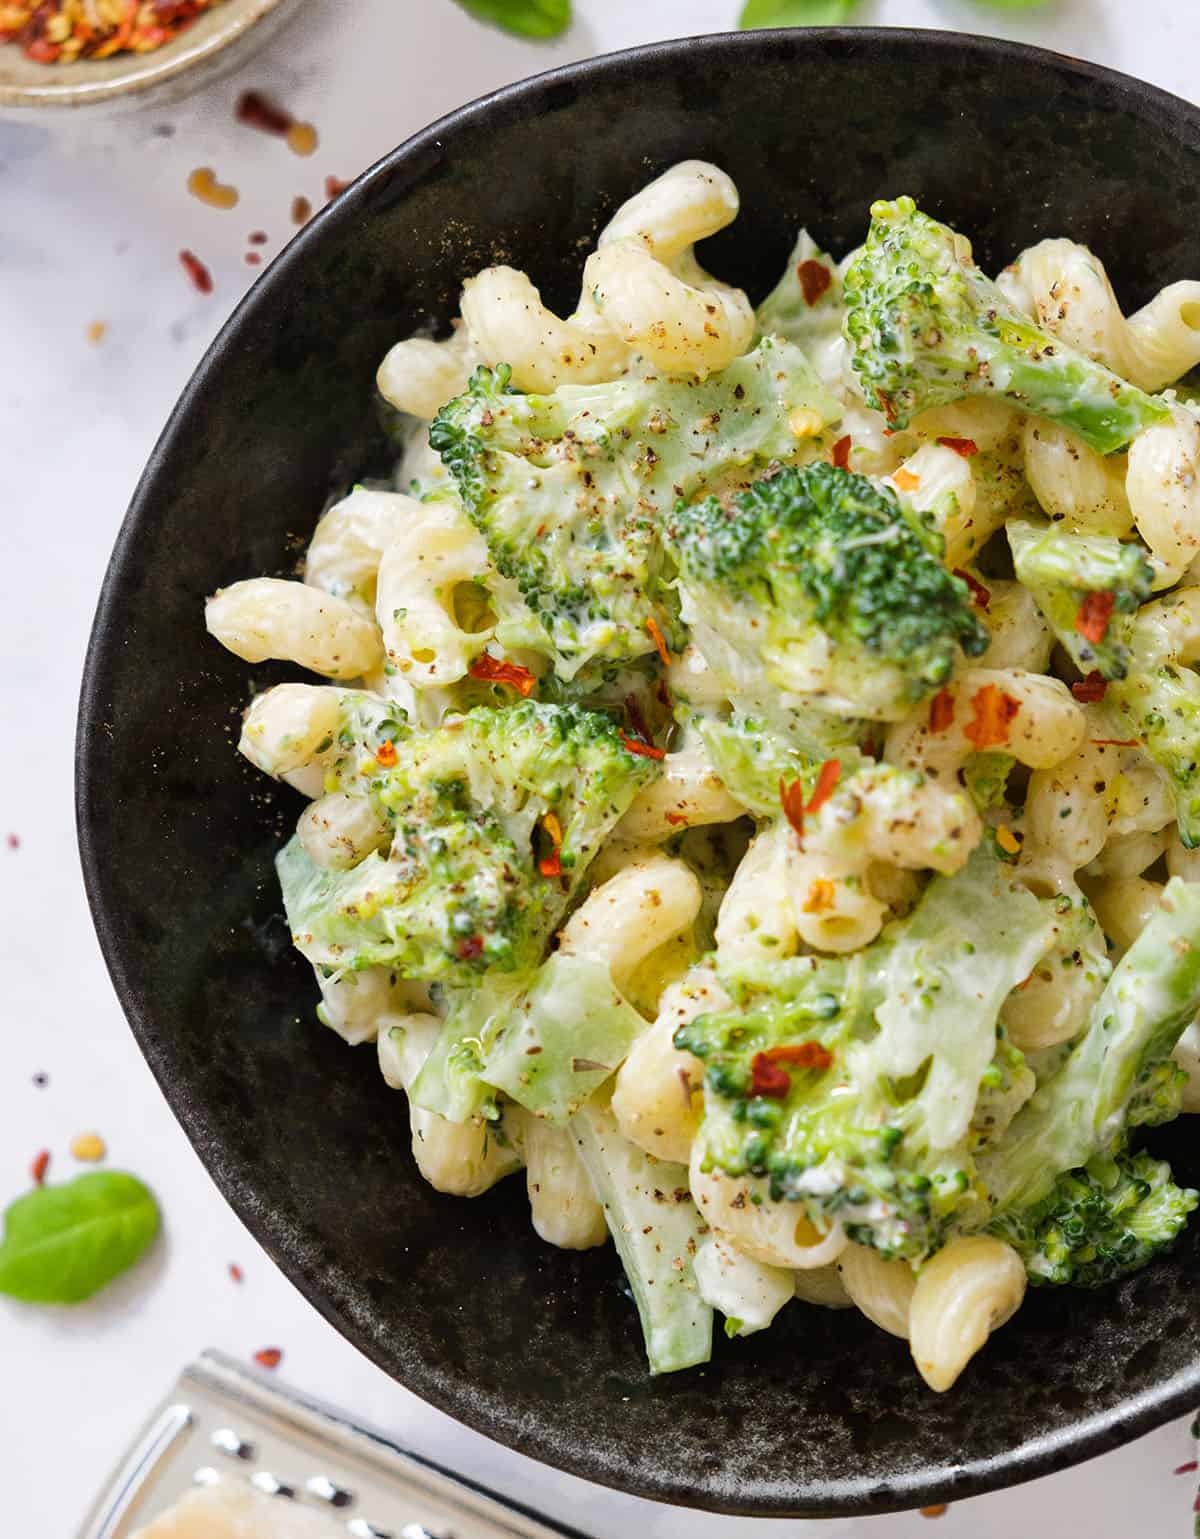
[78,27,1200,1517]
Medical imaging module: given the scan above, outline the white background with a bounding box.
[2,0,1199,1533]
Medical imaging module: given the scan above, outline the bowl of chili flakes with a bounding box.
[0,0,307,110]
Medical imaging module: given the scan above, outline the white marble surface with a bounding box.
[2,0,1199,1533]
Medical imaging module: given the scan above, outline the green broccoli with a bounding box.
[843,197,1170,452]
[678,850,1052,1259]
[991,1149,1197,1287]
[665,462,989,721]
[1109,644,1200,849]
[979,878,1200,1216]
[1006,519,1155,680]
[429,339,839,682]
[278,699,658,984]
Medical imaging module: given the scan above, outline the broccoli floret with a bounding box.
[1110,658,1200,849]
[430,339,839,682]
[980,878,1200,1216]
[1007,519,1154,680]
[992,1149,1197,1287]
[278,700,658,984]
[666,462,989,720]
[679,850,1053,1259]
[843,197,1170,452]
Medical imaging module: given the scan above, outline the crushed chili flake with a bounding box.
[187,166,239,210]
[252,1347,283,1370]
[228,1263,244,1283]
[645,615,672,667]
[286,121,318,158]
[1075,589,1115,645]
[291,195,312,226]
[763,1041,834,1072]
[1090,738,1139,747]
[928,689,955,733]
[963,683,1021,750]
[806,758,842,815]
[920,1506,949,1520]
[1174,1461,1199,1476]
[620,734,666,761]
[468,653,536,696]
[245,252,262,266]
[30,1149,49,1186]
[4,0,228,64]
[6,832,20,849]
[248,229,269,245]
[456,936,484,960]
[749,1053,791,1098]
[779,777,806,840]
[624,693,654,747]
[892,466,921,492]
[179,250,213,295]
[796,259,832,306]
[664,811,687,826]
[86,320,107,345]
[538,849,562,878]
[936,437,978,458]
[236,90,292,136]
[802,878,836,914]
[374,739,397,768]
[830,434,852,471]
[1071,671,1108,703]
[324,174,351,200]
[952,567,991,609]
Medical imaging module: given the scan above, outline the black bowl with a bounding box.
[77,28,1200,1517]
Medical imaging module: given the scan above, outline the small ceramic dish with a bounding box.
[0,0,306,111]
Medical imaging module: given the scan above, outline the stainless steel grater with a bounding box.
[76,1350,591,1539]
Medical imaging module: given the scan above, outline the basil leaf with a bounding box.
[452,0,571,39]
[739,0,858,26]
[0,1171,160,1304]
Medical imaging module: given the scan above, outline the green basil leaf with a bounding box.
[452,0,571,39]
[739,0,858,26]
[0,1171,160,1304]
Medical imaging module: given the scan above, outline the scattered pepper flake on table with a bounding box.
[85,320,107,345]
[920,1505,949,1519]
[187,166,239,210]
[235,89,317,157]
[324,174,350,200]
[6,832,20,849]
[70,1132,106,1162]
[179,249,213,294]
[30,1150,49,1186]
[247,229,269,245]
[252,1346,283,1369]
[245,252,262,267]
[291,195,312,226]
[2,0,231,64]
[228,1262,244,1283]
[286,121,318,157]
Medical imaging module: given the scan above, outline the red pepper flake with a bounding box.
[30,1149,49,1186]
[456,936,484,961]
[6,833,19,849]
[253,1347,283,1370]
[952,568,991,609]
[248,230,269,245]
[620,734,666,761]
[892,466,921,493]
[749,1053,791,1098]
[779,777,806,840]
[1090,738,1139,748]
[920,1507,949,1520]
[1174,1460,1198,1476]
[963,684,1022,750]
[796,259,832,306]
[291,196,312,226]
[1071,671,1108,703]
[936,437,978,458]
[228,1263,244,1283]
[538,849,562,878]
[468,653,536,697]
[928,689,956,733]
[245,252,262,267]
[764,1041,834,1072]
[806,758,842,816]
[236,90,293,136]
[645,615,672,667]
[831,434,852,471]
[664,811,687,826]
[324,174,351,200]
[624,693,654,747]
[374,739,397,768]
[179,250,213,295]
[1075,589,1115,646]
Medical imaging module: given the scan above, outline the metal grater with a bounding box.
[76,1350,592,1539]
